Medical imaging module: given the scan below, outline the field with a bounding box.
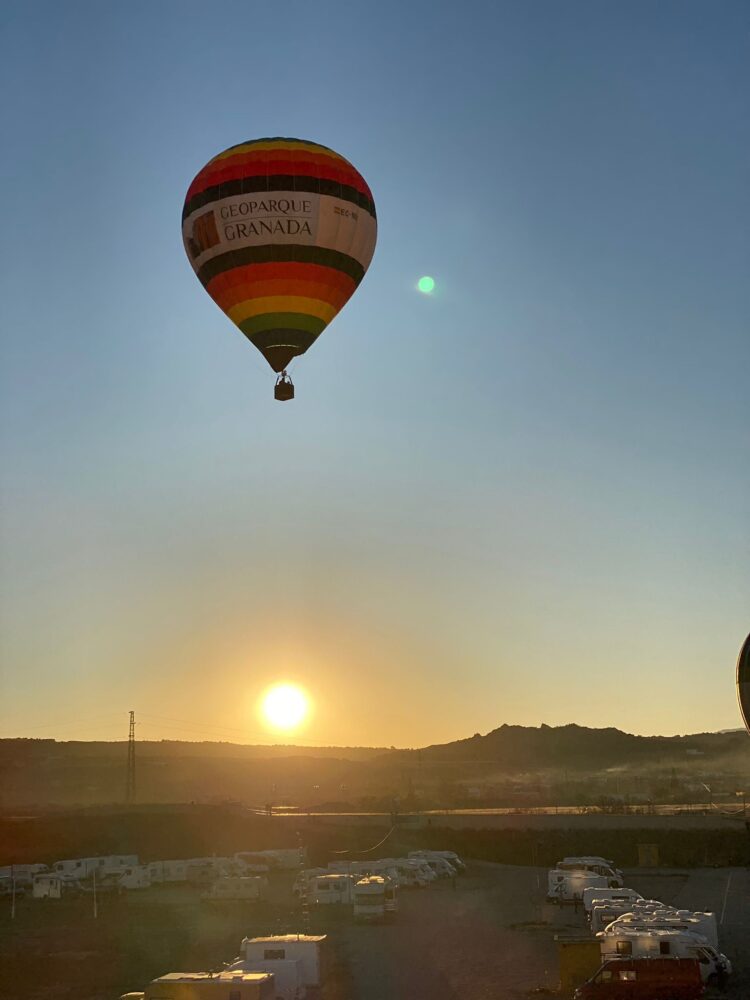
[1,862,747,1000]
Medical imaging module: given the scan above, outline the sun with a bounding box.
[260,683,310,733]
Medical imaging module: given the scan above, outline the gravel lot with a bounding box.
[0,862,746,999]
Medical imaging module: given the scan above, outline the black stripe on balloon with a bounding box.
[245,328,319,352]
[197,244,366,287]
[183,174,376,222]
[221,137,338,156]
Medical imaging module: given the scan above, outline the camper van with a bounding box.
[599,926,731,984]
[574,958,703,1000]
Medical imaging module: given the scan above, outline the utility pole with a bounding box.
[126,710,136,805]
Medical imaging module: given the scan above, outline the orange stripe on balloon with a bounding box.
[206,262,356,299]
[211,278,351,314]
[227,295,338,325]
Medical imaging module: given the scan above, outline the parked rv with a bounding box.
[226,934,325,1000]
[353,876,388,921]
[409,850,465,872]
[548,869,612,903]
[599,926,731,985]
[558,857,623,886]
[607,911,719,950]
[309,874,355,905]
[573,958,703,999]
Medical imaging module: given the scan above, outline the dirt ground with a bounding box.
[0,863,746,999]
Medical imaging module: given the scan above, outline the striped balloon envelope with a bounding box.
[182,137,377,381]
[737,632,750,734]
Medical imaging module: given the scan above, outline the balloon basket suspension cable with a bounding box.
[274,370,294,402]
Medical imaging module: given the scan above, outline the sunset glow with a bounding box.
[260,683,310,732]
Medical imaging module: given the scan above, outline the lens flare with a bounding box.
[260,683,309,732]
[417,275,435,294]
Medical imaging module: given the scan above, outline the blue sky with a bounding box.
[1,0,748,746]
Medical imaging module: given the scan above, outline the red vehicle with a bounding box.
[574,957,704,999]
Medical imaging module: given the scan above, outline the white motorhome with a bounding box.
[607,911,719,950]
[558,857,623,885]
[52,855,138,878]
[548,868,611,903]
[390,859,429,888]
[423,857,456,879]
[583,887,643,915]
[599,926,731,984]
[353,876,388,921]
[309,874,355,905]
[409,850,465,872]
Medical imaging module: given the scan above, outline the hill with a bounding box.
[1,724,747,810]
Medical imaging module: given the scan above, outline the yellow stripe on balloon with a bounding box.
[227,296,339,326]
[214,140,342,163]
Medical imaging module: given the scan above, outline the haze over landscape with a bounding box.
[2,1,748,749]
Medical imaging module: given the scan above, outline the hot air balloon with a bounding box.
[737,632,750,734]
[182,137,377,400]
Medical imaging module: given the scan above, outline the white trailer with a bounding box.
[240,934,325,995]
[583,887,643,915]
[599,926,731,984]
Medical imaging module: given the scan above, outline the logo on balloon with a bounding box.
[187,210,220,260]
